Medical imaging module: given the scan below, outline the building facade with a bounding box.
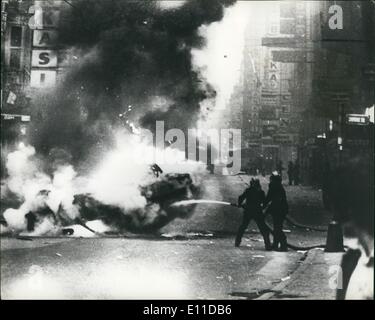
[1,0,69,147]
[301,0,375,185]
[240,2,307,174]
[1,0,33,171]
[239,1,374,183]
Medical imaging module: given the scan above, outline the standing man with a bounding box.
[235,179,271,250]
[287,161,294,186]
[276,160,284,179]
[264,173,288,251]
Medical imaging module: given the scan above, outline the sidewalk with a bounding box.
[258,248,344,300]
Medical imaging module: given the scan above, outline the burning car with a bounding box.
[2,166,202,237]
[71,172,201,234]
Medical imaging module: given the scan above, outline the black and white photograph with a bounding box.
[0,0,374,303]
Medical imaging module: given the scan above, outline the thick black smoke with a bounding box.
[30,0,235,165]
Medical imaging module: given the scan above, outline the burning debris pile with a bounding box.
[2,173,200,236]
[72,172,200,234]
[0,135,204,237]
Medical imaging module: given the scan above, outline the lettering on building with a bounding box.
[328,5,343,30]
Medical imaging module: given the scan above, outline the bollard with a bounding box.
[325,220,345,252]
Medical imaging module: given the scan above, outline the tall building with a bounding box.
[1,0,33,159]
[241,2,305,173]
[241,1,374,183]
[300,0,375,185]
[1,0,69,154]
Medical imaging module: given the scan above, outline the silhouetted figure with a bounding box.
[249,161,257,176]
[276,160,284,179]
[261,163,266,177]
[25,212,37,232]
[264,174,288,251]
[287,161,294,186]
[325,150,374,299]
[336,249,362,300]
[293,161,300,185]
[235,179,271,250]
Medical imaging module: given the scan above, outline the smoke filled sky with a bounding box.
[30,0,236,164]
[193,2,249,111]
[194,1,280,128]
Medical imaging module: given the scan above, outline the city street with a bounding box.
[1,0,372,302]
[1,174,342,299]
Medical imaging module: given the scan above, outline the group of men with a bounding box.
[235,173,288,251]
[275,160,300,186]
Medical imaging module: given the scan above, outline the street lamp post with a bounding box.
[325,100,345,252]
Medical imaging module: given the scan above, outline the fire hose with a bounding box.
[284,215,327,232]
[233,175,329,250]
[230,203,326,251]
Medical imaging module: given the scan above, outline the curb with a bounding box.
[285,215,327,232]
[255,248,320,300]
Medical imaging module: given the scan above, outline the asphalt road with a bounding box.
[1,173,333,299]
[1,237,308,299]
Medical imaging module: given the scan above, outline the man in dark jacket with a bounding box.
[264,173,288,251]
[276,160,284,179]
[235,179,271,250]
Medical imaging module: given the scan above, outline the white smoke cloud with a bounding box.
[2,144,79,234]
[5,144,48,198]
[192,1,251,128]
[84,133,153,210]
[1,129,204,236]
[25,217,59,237]
[85,130,205,210]
[3,208,27,231]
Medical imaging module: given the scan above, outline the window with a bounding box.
[9,26,22,69]
[10,49,21,68]
[10,26,22,47]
